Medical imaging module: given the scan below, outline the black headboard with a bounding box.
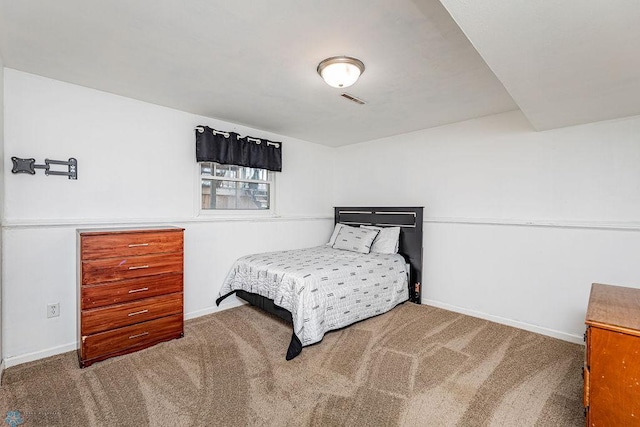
[334,207,424,304]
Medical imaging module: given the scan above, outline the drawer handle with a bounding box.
[128,287,149,294]
[128,265,149,270]
[128,309,149,317]
[129,332,149,339]
[128,243,149,247]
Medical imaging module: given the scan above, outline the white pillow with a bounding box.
[361,225,400,254]
[326,223,345,246]
[332,225,379,254]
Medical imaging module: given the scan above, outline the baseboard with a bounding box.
[3,300,249,369]
[4,342,78,368]
[423,299,584,345]
[4,300,583,368]
[184,298,246,320]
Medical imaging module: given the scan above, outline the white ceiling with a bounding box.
[440,0,640,131]
[0,1,638,146]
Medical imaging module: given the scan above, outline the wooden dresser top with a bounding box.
[586,283,640,333]
[77,226,184,236]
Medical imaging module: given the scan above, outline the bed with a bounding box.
[216,207,424,359]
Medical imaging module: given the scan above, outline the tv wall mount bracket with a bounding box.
[11,157,77,180]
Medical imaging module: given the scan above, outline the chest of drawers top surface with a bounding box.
[77,226,183,235]
[586,283,640,334]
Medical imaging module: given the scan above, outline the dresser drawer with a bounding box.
[81,313,183,362]
[81,292,183,335]
[81,273,183,309]
[81,230,183,260]
[81,252,183,284]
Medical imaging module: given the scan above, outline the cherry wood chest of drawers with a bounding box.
[77,226,184,368]
[584,283,640,426]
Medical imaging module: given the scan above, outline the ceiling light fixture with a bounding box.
[317,56,365,88]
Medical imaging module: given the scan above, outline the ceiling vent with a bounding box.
[340,93,366,105]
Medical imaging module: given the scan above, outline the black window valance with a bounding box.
[195,126,282,172]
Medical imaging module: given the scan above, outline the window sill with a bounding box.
[197,209,277,220]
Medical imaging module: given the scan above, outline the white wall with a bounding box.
[334,110,640,342]
[0,58,5,374]
[5,68,640,366]
[4,70,333,222]
[2,69,334,365]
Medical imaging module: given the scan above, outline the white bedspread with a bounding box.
[219,245,408,347]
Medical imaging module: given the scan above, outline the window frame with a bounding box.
[196,162,276,216]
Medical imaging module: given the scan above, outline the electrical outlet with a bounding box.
[47,303,60,318]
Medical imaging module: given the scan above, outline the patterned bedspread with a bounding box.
[218,245,408,347]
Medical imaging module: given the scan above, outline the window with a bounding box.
[200,162,273,211]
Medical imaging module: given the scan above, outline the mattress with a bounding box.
[218,245,409,348]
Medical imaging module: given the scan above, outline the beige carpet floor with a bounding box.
[0,303,585,426]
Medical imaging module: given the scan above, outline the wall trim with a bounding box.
[4,215,639,232]
[4,342,78,368]
[425,216,640,232]
[183,299,246,321]
[2,214,333,230]
[3,301,247,368]
[423,299,585,345]
[1,298,586,368]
